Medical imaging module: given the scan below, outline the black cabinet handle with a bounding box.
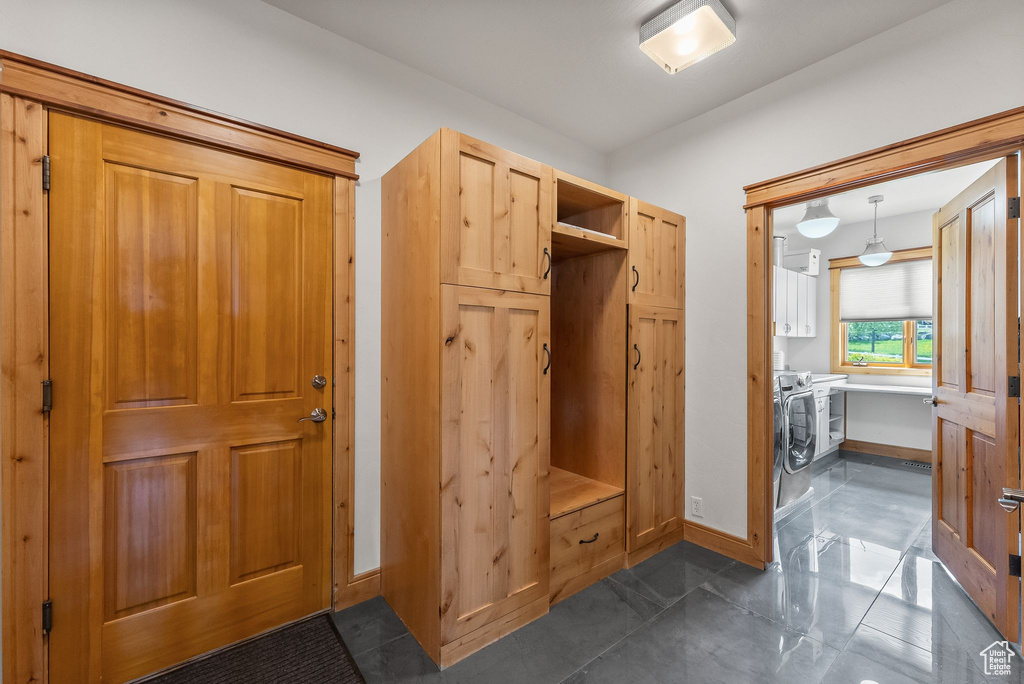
[542,247,551,279]
[633,343,641,370]
[542,343,551,375]
[632,265,639,291]
[579,532,599,544]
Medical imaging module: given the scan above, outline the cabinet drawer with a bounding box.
[550,495,624,590]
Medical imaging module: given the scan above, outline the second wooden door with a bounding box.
[627,305,685,552]
[931,156,1020,640]
[439,285,550,642]
[629,199,685,308]
[48,113,334,682]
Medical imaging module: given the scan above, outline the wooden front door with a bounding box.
[441,129,552,295]
[439,285,550,642]
[627,304,685,552]
[48,113,334,682]
[931,156,1020,640]
[628,199,684,308]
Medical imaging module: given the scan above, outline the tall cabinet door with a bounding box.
[628,199,685,308]
[441,130,552,295]
[627,305,685,552]
[439,285,551,643]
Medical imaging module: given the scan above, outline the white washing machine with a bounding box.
[775,371,816,508]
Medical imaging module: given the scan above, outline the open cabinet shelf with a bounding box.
[550,467,624,519]
[552,170,628,259]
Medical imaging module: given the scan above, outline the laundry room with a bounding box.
[770,157,1003,533]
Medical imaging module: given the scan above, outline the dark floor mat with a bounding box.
[144,614,365,684]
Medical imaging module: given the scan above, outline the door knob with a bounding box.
[924,397,938,406]
[999,487,1024,512]
[298,408,328,423]
[311,374,328,389]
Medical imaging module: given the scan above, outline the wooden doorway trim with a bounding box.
[744,105,1024,569]
[0,50,365,684]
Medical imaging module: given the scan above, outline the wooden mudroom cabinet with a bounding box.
[382,128,685,668]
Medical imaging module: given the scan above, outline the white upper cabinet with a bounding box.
[773,265,817,338]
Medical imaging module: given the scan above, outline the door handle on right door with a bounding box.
[924,397,938,406]
[298,407,328,423]
[998,487,1024,512]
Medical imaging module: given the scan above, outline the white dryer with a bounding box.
[776,371,816,508]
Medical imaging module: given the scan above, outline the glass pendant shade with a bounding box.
[796,199,840,238]
[858,236,892,266]
[858,195,891,266]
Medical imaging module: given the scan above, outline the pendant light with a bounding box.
[859,195,892,267]
[796,198,840,238]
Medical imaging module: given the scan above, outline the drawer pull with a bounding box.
[579,532,599,544]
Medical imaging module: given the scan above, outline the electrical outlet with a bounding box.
[691,496,703,518]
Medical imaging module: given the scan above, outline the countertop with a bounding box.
[810,373,931,397]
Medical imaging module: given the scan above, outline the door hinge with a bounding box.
[42,600,52,634]
[1010,196,1021,220]
[41,379,52,413]
[41,155,50,193]
[1009,376,1020,398]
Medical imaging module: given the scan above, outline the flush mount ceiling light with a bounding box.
[859,195,892,267]
[796,198,840,238]
[640,0,737,74]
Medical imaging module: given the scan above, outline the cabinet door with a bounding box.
[441,130,552,295]
[786,269,800,338]
[439,285,550,643]
[805,275,817,337]
[773,266,788,336]
[796,274,808,338]
[815,396,829,456]
[627,305,685,553]
[628,198,685,308]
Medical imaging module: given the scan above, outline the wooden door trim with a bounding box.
[0,50,359,180]
[0,51,361,684]
[745,107,1024,571]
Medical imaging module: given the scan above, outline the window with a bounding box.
[831,247,932,375]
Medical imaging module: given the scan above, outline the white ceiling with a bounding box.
[773,158,1000,236]
[264,0,952,152]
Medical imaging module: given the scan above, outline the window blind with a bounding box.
[839,259,932,322]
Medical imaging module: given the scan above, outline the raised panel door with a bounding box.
[931,157,1019,641]
[439,285,550,643]
[628,199,685,308]
[441,130,552,295]
[48,113,334,683]
[627,305,685,552]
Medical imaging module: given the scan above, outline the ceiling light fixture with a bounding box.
[640,0,737,75]
[796,198,840,238]
[859,195,892,267]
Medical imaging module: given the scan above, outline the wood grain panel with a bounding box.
[107,164,198,408]
[230,441,301,583]
[628,199,685,309]
[937,419,963,539]
[0,93,48,684]
[232,187,302,401]
[937,215,961,391]
[510,169,542,279]
[458,153,499,277]
[550,251,627,489]
[968,192,996,396]
[104,454,197,620]
[627,305,685,554]
[970,431,998,570]
[550,496,624,596]
[440,285,549,643]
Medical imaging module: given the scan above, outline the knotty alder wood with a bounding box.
[550,467,625,519]
[47,114,334,683]
[746,205,772,568]
[627,305,685,555]
[549,495,625,603]
[554,169,628,242]
[0,94,48,684]
[628,198,685,309]
[440,128,552,295]
[930,158,1019,641]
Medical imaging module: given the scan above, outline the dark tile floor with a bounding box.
[333,451,1019,683]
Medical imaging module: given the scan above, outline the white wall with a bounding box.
[784,210,935,450]
[0,0,608,574]
[608,0,1024,537]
